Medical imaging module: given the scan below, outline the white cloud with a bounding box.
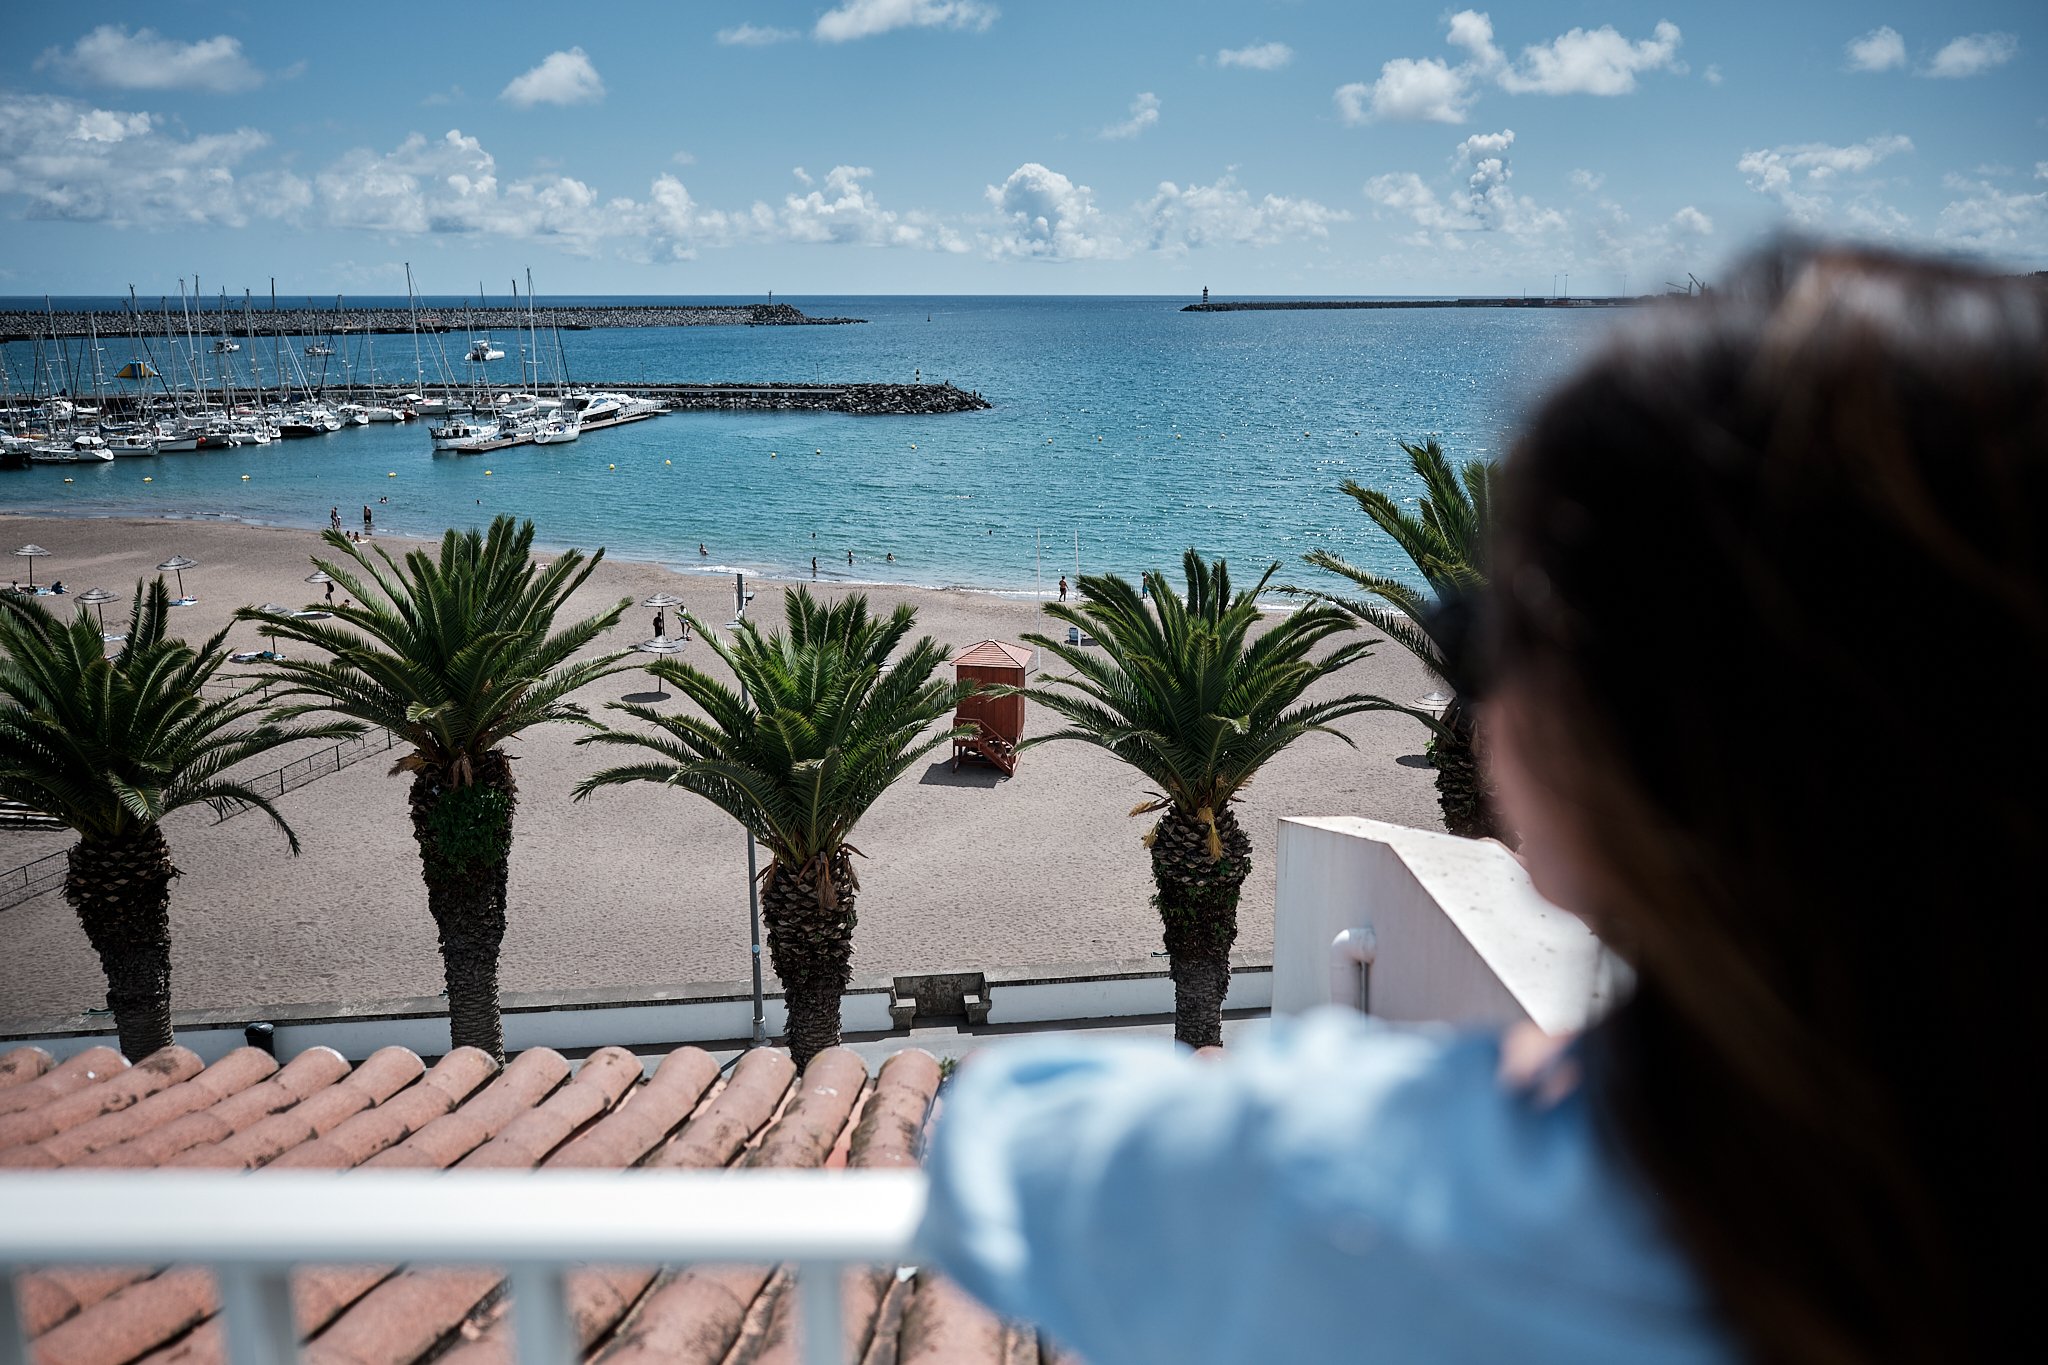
[1846,26,1907,73]
[1738,134,1914,223]
[500,48,605,108]
[814,1,998,44]
[1140,176,1346,254]
[1569,168,1605,191]
[1668,205,1713,236]
[36,24,266,93]
[1341,11,1683,124]
[779,164,966,252]
[1365,127,1564,243]
[717,24,800,47]
[671,150,696,166]
[0,91,291,227]
[983,163,1115,261]
[1703,63,1722,85]
[1491,20,1685,96]
[1341,58,1472,124]
[1100,91,1160,140]
[1217,42,1293,71]
[1926,32,2018,79]
[1936,173,2047,250]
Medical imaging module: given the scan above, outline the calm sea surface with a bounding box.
[1,297,1619,593]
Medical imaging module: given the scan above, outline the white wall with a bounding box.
[1272,816,1621,1033]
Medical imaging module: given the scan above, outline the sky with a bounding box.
[1,1,2043,296]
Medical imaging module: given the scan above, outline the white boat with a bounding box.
[413,394,466,416]
[430,416,499,452]
[335,404,373,426]
[565,392,624,424]
[305,342,335,357]
[465,339,505,363]
[213,340,240,354]
[532,414,581,445]
[106,432,158,457]
[358,405,407,423]
[29,433,113,463]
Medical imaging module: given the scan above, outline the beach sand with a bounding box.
[0,511,1446,1021]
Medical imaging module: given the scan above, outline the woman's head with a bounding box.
[1488,243,2045,1362]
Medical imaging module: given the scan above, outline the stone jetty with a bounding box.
[653,381,990,415]
[0,301,862,342]
[1182,297,1645,312]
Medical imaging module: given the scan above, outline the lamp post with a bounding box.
[729,571,767,1048]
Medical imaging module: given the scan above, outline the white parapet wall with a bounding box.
[1273,816,1623,1033]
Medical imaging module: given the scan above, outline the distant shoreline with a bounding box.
[0,302,864,343]
[1183,297,1654,313]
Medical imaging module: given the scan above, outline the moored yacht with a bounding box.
[430,415,499,452]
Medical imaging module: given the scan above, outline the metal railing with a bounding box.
[0,849,67,912]
[226,729,396,813]
[0,1170,927,1365]
[0,731,396,911]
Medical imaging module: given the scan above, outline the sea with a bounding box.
[1,296,1620,596]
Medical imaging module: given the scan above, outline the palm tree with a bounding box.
[575,587,971,1069]
[1297,437,1504,840]
[0,580,356,1059]
[239,519,631,1060]
[1025,550,1391,1049]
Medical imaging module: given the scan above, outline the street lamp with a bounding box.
[728,571,768,1048]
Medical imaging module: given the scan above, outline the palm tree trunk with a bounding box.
[1431,697,1508,842]
[409,754,517,1061]
[1151,806,1253,1050]
[760,849,859,1071]
[64,825,179,1060]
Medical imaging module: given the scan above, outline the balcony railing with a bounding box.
[0,1170,928,1365]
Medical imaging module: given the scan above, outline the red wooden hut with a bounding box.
[952,639,1033,775]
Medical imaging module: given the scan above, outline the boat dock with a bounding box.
[456,409,661,453]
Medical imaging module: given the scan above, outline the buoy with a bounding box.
[388,471,396,477]
[62,476,73,483]
[909,443,916,450]
[664,459,671,465]
[242,474,251,480]
[485,470,493,475]
[1097,436,1103,442]
[608,463,616,470]
[143,476,152,482]
[815,448,821,454]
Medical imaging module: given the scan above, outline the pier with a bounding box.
[0,302,863,343]
[1182,297,1651,312]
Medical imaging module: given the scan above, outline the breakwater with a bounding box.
[0,302,863,342]
[13,380,989,419]
[1183,297,1649,312]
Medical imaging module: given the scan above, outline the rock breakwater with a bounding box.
[0,301,863,342]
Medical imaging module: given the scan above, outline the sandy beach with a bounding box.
[0,510,1445,1022]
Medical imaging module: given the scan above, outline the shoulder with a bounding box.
[919,1012,1733,1365]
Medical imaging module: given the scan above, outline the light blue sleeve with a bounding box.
[915,1011,1733,1365]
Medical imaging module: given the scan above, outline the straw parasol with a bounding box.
[77,586,123,642]
[257,604,292,657]
[157,555,199,605]
[631,633,686,700]
[12,544,50,589]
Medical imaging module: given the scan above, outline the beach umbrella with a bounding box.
[257,604,291,657]
[632,633,686,701]
[643,590,684,641]
[157,555,198,605]
[13,544,49,589]
[77,586,123,641]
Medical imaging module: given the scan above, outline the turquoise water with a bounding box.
[1,297,1617,592]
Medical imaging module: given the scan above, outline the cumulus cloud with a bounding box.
[1569,168,1606,191]
[1846,26,1907,73]
[36,24,266,93]
[1100,91,1160,140]
[1339,11,1683,124]
[1365,127,1565,243]
[1217,42,1293,71]
[717,24,800,47]
[500,48,605,107]
[1935,172,2047,250]
[780,164,966,251]
[1926,32,2018,79]
[0,91,292,226]
[1703,63,1723,85]
[983,163,1114,261]
[1668,205,1713,236]
[1140,176,1346,254]
[815,1,997,44]
[1738,134,1914,223]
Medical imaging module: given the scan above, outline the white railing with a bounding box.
[0,1171,928,1365]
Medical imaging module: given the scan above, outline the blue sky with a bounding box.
[2,1,2042,295]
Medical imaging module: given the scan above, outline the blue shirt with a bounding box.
[917,1010,1738,1364]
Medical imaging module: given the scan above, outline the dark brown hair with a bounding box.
[1491,244,2046,1363]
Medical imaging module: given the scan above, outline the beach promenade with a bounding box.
[0,512,1445,1022]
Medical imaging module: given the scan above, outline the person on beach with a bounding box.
[1057,575,1068,601]
[329,507,341,533]
[699,543,708,557]
[812,556,819,578]
[886,552,895,564]
[363,505,373,535]
[917,244,2043,1364]
[323,579,334,604]
[848,550,855,566]
[652,609,666,641]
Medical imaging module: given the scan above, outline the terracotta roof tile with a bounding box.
[1,1041,1069,1365]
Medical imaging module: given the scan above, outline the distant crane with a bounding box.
[1665,273,1711,297]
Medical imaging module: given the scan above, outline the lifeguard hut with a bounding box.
[952,639,1033,775]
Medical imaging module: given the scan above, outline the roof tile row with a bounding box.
[0,1042,1070,1365]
